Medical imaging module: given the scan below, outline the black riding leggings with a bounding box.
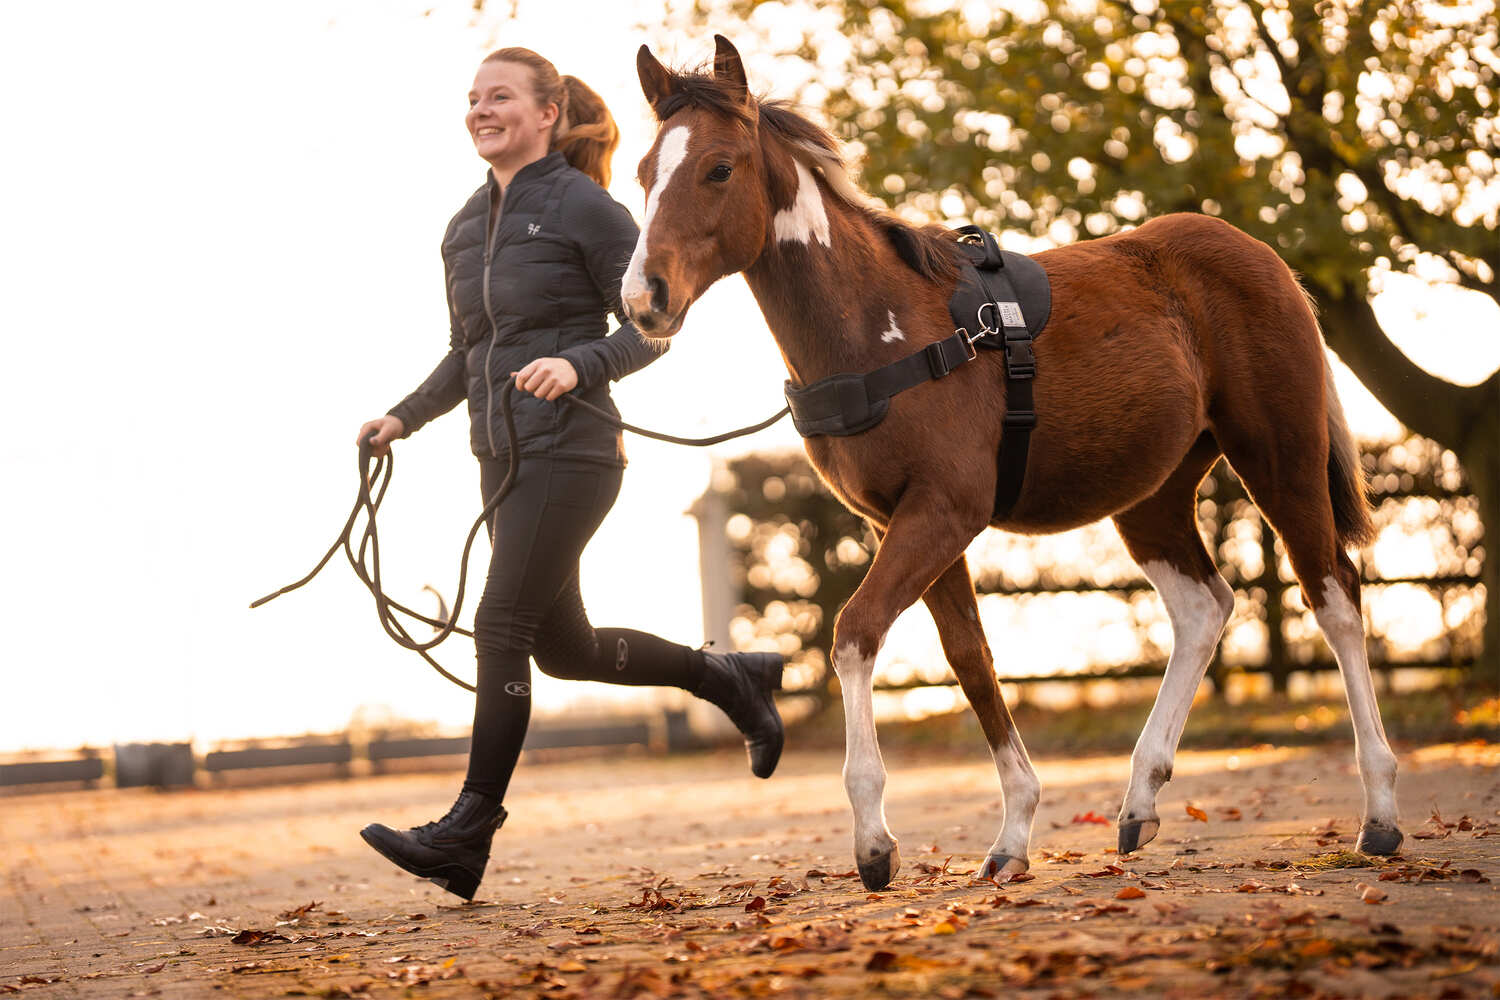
[463,454,706,800]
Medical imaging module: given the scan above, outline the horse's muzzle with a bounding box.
[624,276,688,338]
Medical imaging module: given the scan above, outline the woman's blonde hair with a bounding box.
[484,47,620,188]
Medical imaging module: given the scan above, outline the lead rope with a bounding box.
[250,382,789,691]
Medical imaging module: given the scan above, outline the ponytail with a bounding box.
[555,76,620,188]
[483,48,619,188]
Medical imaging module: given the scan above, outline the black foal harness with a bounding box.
[782,226,1051,521]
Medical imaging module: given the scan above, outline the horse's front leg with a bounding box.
[835,493,987,891]
[922,555,1039,880]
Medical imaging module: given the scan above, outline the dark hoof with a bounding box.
[1117,817,1160,855]
[360,825,483,901]
[1355,822,1403,857]
[857,845,901,891]
[977,854,1029,882]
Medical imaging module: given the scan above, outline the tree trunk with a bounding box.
[1309,286,1499,683]
[1459,415,1500,687]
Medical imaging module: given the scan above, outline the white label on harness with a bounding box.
[999,302,1025,327]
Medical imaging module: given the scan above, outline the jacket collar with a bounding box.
[485,150,568,194]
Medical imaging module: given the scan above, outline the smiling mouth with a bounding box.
[476,127,504,137]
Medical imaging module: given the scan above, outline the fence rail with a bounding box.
[0,711,690,792]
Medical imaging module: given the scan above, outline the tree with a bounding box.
[710,0,1500,678]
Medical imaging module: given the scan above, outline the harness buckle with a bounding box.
[1004,408,1037,429]
[925,339,964,379]
[1003,328,1036,380]
[957,327,981,360]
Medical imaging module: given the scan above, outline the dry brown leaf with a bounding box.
[1185,803,1209,823]
[276,901,320,921]
[1115,886,1146,900]
[230,929,291,946]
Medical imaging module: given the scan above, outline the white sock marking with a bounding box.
[773,159,831,247]
[1121,559,1233,823]
[833,642,894,862]
[1315,574,1399,827]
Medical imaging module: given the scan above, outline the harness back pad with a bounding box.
[949,242,1051,345]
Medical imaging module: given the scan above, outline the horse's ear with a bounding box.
[637,44,676,117]
[712,34,750,105]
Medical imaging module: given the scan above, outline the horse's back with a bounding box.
[1002,214,1320,532]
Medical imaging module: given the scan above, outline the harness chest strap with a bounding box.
[782,226,1049,521]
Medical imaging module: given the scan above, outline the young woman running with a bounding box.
[354,47,783,901]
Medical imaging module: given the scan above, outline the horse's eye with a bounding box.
[707,163,733,183]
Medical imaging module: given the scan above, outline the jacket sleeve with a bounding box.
[387,257,468,437]
[555,186,668,390]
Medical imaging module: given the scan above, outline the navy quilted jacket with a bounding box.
[388,152,662,463]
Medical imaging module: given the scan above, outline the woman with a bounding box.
[354,48,784,902]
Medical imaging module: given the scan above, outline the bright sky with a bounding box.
[1,0,1495,754]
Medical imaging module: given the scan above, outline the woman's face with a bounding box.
[466,60,557,171]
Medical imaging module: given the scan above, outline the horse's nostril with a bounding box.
[647,276,669,313]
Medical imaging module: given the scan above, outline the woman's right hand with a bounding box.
[356,415,405,458]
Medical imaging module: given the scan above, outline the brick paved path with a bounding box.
[4,742,1498,998]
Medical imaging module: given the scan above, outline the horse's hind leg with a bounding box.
[1215,413,1402,854]
[922,555,1039,879]
[1112,434,1234,853]
[834,491,991,891]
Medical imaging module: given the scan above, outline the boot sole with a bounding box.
[359,825,483,901]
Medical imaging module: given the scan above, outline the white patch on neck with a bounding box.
[880,309,905,343]
[774,159,831,247]
[623,125,692,299]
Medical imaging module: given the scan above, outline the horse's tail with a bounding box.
[1319,336,1376,548]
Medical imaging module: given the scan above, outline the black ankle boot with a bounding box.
[694,649,785,779]
[359,789,507,901]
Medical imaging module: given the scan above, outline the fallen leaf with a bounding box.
[1186,803,1209,823]
[865,950,898,972]
[1115,886,1146,900]
[1357,883,1388,904]
[231,929,291,946]
[276,901,320,921]
[1071,811,1111,825]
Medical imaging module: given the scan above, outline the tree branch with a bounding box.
[1309,282,1495,451]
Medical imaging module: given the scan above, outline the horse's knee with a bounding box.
[831,614,881,676]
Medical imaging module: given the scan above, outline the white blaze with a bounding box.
[623,125,692,303]
[774,159,831,246]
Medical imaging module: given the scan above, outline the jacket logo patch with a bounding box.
[527,223,541,236]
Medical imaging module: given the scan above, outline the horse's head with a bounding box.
[621,36,774,339]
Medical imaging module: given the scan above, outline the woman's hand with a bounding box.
[355,415,405,458]
[512,357,579,401]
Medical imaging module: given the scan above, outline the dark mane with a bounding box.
[654,68,964,283]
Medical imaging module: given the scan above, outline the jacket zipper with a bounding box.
[480,186,507,456]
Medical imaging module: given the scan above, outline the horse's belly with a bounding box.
[1001,373,1206,533]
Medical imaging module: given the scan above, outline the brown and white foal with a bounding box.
[622,36,1401,891]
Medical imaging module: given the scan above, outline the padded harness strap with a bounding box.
[781,225,1050,521]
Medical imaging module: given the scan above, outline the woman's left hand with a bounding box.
[512,357,579,401]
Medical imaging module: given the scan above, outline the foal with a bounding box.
[623,36,1401,890]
